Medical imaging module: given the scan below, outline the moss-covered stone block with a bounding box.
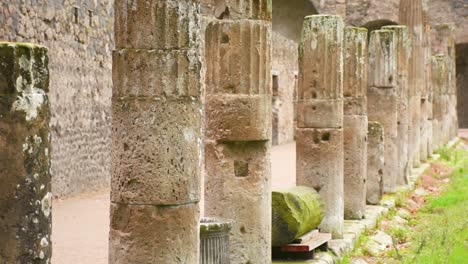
[272,186,325,246]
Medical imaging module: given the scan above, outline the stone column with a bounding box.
[110,1,202,263]
[432,24,457,145]
[297,15,344,238]
[0,43,51,263]
[382,25,411,186]
[343,27,368,220]
[204,2,272,263]
[367,122,385,205]
[418,2,432,161]
[367,29,398,193]
[400,0,424,166]
[433,24,458,140]
[432,55,450,148]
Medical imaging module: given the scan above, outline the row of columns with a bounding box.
[0,0,459,263]
[297,8,458,240]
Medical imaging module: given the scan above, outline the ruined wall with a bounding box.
[428,0,468,44]
[427,0,468,128]
[346,0,399,27]
[0,0,113,197]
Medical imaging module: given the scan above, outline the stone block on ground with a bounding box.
[272,186,325,246]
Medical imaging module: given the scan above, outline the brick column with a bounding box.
[204,1,272,263]
[367,29,398,193]
[0,43,51,263]
[110,1,202,263]
[383,25,412,186]
[343,27,368,220]
[400,0,424,166]
[297,15,344,238]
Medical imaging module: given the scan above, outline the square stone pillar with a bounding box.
[367,122,385,205]
[382,25,411,186]
[203,2,273,262]
[367,29,398,193]
[0,43,51,263]
[400,0,424,166]
[343,27,368,220]
[297,15,344,239]
[110,1,202,263]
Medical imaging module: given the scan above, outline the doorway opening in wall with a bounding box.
[456,43,468,128]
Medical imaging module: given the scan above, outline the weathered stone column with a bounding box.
[367,122,385,205]
[0,43,51,263]
[419,2,432,161]
[382,25,411,186]
[297,15,344,238]
[367,29,398,193]
[110,1,202,263]
[204,2,272,262]
[431,24,457,145]
[343,27,368,220]
[433,24,458,140]
[432,54,450,148]
[400,0,424,166]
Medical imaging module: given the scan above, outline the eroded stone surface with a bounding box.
[203,13,272,264]
[367,30,398,193]
[110,1,202,262]
[382,25,411,186]
[0,42,51,264]
[297,15,344,238]
[296,128,344,238]
[109,202,200,264]
[343,27,368,220]
[204,141,271,264]
[367,122,385,205]
[115,0,200,50]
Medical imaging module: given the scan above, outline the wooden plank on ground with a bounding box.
[280,232,332,253]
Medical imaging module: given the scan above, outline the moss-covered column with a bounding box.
[297,15,344,238]
[383,26,412,186]
[343,27,368,220]
[432,55,450,148]
[367,30,398,193]
[400,0,424,166]
[0,43,51,263]
[204,1,272,263]
[367,122,385,205]
[110,1,202,263]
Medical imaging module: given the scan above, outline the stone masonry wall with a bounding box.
[0,0,113,197]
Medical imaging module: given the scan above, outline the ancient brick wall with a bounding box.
[0,0,113,198]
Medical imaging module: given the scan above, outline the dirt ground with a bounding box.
[52,143,297,264]
[52,131,468,263]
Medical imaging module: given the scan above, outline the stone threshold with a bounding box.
[273,137,461,264]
